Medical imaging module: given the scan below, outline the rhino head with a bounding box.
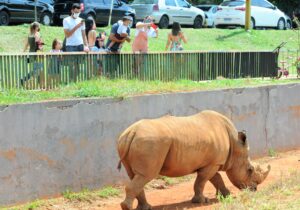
[226,131,271,191]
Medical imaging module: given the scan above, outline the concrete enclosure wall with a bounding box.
[0,83,300,205]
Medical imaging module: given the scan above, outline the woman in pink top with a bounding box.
[132,16,158,74]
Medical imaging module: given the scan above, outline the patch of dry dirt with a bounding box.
[38,150,300,210]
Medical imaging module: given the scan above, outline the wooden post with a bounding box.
[34,0,37,22]
[108,0,114,27]
[245,0,251,30]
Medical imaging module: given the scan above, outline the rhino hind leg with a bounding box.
[121,174,152,210]
[209,172,230,197]
[192,166,220,204]
[136,190,152,210]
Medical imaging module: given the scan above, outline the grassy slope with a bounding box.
[217,170,300,210]
[0,78,299,105]
[0,25,298,53]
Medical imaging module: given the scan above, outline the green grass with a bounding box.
[62,186,121,201]
[62,188,92,201]
[156,175,194,186]
[0,77,299,105]
[216,170,300,210]
[268,148,278,157]
[0,200,44,210]
[1,186,121,210]
[98,186,121,198]
[0,25,298,53]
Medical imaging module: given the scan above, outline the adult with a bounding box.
[22,22,44,86]
[23,22,43,52]
[165,22,187,51]
[63,3,88,52]
[104,16,132,77]
[85,17,99,52]
[132,16,158,75]
[132,16,158,53]
[105,16,132,53]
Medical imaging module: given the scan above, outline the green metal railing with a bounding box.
[0,51,277,90]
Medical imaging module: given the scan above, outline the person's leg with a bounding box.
[65,46,78,82]
[72,45,84,82]
[107,41,115,50]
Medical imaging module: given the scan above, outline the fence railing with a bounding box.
[278,49,300,75]
[0,51,277,90]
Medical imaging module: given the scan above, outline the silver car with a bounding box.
[130,0,205,29]
[196,5,218,27]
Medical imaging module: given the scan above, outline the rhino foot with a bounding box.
[136,203,152,210]
[191,195,210,204]
[121,201,132,210]
[216,188,231,197]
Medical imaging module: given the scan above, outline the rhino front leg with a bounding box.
[192,166,219,204]
[209,172,230,197]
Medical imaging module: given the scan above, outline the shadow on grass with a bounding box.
[152,198,219,210]
[216,30,246,41]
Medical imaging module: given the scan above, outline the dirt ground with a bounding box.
[38,150,300,210]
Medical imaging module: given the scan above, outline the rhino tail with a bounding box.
[117,128,136,171]
[117,160,122,171]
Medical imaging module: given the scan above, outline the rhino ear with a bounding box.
[238,131,247,146]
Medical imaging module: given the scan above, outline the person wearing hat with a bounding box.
[106,16,132,53]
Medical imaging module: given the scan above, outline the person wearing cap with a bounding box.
[106,16,132,53]
[63,3,89,52]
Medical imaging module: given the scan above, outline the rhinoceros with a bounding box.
[117,110,271,210]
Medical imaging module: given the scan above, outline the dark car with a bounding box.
[0,0,54,26]
[53,0,136,26]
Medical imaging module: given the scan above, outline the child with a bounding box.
[48,38,63,88]
[50,39,63,53]
[107,16,132,52]
[95,31,107,51]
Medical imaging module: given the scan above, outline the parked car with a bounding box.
[285,14,292,29]
[214,0,289,30]
[196,4,218,27]
[0,0,54,26]
[130,0,205,29]
[40,0,54,6]
[53,0,136,26]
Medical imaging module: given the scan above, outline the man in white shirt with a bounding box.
[63,3,88,52]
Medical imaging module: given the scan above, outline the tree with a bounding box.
[270,0,300,16]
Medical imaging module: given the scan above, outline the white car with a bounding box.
[130,0,206,29]
[215,0,289,30]
[196,5,218,27]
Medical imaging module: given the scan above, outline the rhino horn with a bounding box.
[255,165,271,184]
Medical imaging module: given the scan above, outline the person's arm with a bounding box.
[165,33,171,51]
[136,22,151,29]
[154,28,158,38]
[125,28,131,43]
[180,32,187,44]
[23,38,29,52]
[120,32,128,38]
[109,33,125,43]
[63,19,83,38]
[82,30,88,46]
